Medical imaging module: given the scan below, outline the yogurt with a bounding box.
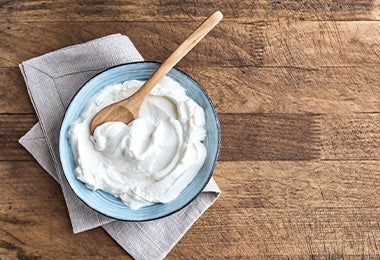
[68,77,207,210]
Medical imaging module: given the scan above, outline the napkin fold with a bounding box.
[18,34,220,260]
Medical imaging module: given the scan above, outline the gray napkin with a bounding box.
[18,34,220,260]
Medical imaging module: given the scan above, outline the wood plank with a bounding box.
[1,21,380,68]
[187,66,380,114]
[267,0,380,21]
[4,66,380,114]
[0,68,34,114]
[319,113,380,160]
[4,113,380,161]
[0,114,36,161]
[2,1,379,259]
[211,161,380,209]
[175,207,380,258]
[0,0,378,22]
[169,161,380,258]
[219,113,320,161]
[0,161,130,259]
[220,113,380,161]
[0,160,378,258]
[0,21,255,68]
[264,20,380,68]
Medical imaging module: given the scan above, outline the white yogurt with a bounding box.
[68,77,207,210]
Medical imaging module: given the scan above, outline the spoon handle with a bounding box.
[131,11,223,104]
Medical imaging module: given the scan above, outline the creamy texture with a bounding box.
[68,78,207,210]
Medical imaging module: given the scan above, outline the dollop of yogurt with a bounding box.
[68,77,207,210]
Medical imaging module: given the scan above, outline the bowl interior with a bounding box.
[59,62,220,221]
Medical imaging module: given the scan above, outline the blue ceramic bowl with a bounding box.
[59,61,220,221]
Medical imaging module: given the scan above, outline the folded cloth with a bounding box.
[18,34,220,260]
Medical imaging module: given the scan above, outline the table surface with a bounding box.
[1,1,380,259]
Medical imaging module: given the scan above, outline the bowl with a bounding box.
[59,61,220,221]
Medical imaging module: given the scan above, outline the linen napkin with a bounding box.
[18,34,220,260]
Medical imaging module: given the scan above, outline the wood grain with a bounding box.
[168,161,380,258]
[212,161,380,209]
[0,68,34,114]
[264,20,380,68]
[175,207,380,258]
[1,0,379,258]
[0,114,36,161]
[3,66,380,114]
[1,21,380,68]
[0,21,254,67]
[188,66,380,114]
[0,0,378,22]
[0,160,378,258]
[319,113,380,160]
[219,113,321,161]
[219,113,380,161]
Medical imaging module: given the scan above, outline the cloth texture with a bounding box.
[18,34,220,260]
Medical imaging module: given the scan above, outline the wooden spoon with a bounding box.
[89,11,223,134]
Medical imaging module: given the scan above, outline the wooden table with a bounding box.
[1,1,379,259]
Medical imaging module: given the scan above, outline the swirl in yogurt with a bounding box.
[68,77,207,210]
